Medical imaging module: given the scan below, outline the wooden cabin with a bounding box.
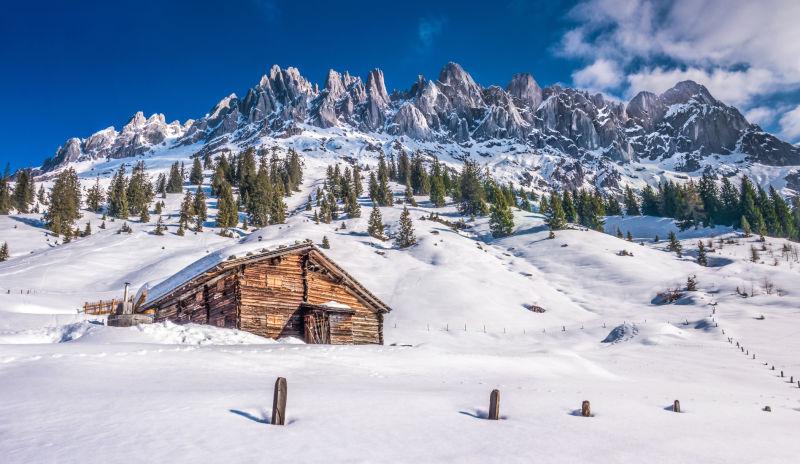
[138,243,390,344]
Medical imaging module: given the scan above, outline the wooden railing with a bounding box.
[82,299,120,315]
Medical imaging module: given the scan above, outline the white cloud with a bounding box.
[745,107,777,127]
[417,17,445,52]
[560,0,800,107]
[572,59,623,91]
[626,66,778,106]
[779,105,800,141]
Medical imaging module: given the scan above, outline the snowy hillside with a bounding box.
[2,142,800,463]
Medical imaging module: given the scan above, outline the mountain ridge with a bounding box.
[36,62,800,194]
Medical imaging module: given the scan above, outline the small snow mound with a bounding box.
[0,321,98,344]
[602,323,638,344]
[134,321,278,345]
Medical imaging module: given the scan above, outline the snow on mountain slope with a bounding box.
[2,153,800,463]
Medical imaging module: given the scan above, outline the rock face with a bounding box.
[42,112,188,171]
[40,62,800,173]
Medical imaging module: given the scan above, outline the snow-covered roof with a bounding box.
[141,240,391,313]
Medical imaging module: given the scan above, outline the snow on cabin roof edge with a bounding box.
[142,240,312,307]
[141,239,391,313]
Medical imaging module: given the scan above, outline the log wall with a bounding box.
[238,255,305,339]
[306,270,382,344]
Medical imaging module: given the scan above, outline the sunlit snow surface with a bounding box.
[1,141,800,463]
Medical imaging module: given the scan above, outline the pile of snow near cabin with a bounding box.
[1,138,800,464]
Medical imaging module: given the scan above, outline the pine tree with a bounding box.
[395,206,416,248]
[429,159,446,207]
[345,189,361,218]
[190,157,203,185]
[367,205,385,240]
[626,231,633,241]
[404,184,417,206]
[179,190,195,229]
[562,191,577,223]
[166,162,183,193]
[139,207,150,223]
[489,187,515,238]
[154,216,165,235]
[83,222,92,237]
[85,177,104,212]
[0,242,9,261]
[0,176,12,214]
[519,189,532,212]
[126,161,153,217]
[457,160,487,216]
[107,165,129,218]
[44,168,81,236]
[321,235,331,249]
[539,194,550,216]
[616,227,623,239]
[740,215,752,237]
[99,221,106,229]
[667,231,682,257]
[770,186,796,239]
[623,185,640,215]
[641,185,661,216]
[352,164,363,197]
[216,181,238,229]
[176,222,185,236]
[739,176,763,231]
[11,169,32,213]
[305,195,312,211]
[697,241,707,266]
[37,184,47,206]
[545,191,566,230]
[313,209,320,224]
[193,186,207,221]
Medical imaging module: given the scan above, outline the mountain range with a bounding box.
[38,62,800,193]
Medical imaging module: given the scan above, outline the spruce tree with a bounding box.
[457,160,487,216]
[190,157,203,185]
[623,185,640,215]
[345,189,361,218]
[166,162,183,193]
[216,181,237,229]
[193,186,207,221]
[616,227,623,239]
[305,195,312,211]
[429,159,446,207]
[107,165,129,218]
[176,222,185,236]
[179,190,195,229]
[85,177,104,212]
[11,169,32,213]
[126,161,153,216]
[640,185,661,216]
[367,205,385,240]
[313,209,320,224]
[539,195,550,216]
[37,184,47,206]
[154,216,165,235]
[321,235,330,249]
[404,184,417,206]
[545,191,566,231]
[519,189,532,212]
[139,207,150,223]
[770,186,795,239]
[667,231,682,257]
[489,186,515,238]
[740,215,752,237]
[352,164,363,197]
[83,222,92,237]
[0,242,9,261]
[626,231,633,241]
[395,206,417,248]
[562,191,577,223]
[739,176,763,231]
[44,168,81,235]
[0,176,12,214]
[697,241,707,266]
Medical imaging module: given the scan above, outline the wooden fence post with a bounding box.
[272,377,287,426]
[581,400,591,417]
[672,400,680,413]
[488,389,500,420]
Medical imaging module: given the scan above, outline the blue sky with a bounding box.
[2,0,799,170]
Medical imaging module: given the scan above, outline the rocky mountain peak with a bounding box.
[506,72,543,111]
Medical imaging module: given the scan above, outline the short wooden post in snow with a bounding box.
[781,370,784,378]
[672,400,681,413]
[272,377,287,426]
[488,389,500,420]
[581,400,591,417]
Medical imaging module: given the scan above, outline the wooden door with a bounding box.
[303,312,330,344]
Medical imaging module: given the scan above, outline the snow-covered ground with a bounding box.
[2,148,800,463]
